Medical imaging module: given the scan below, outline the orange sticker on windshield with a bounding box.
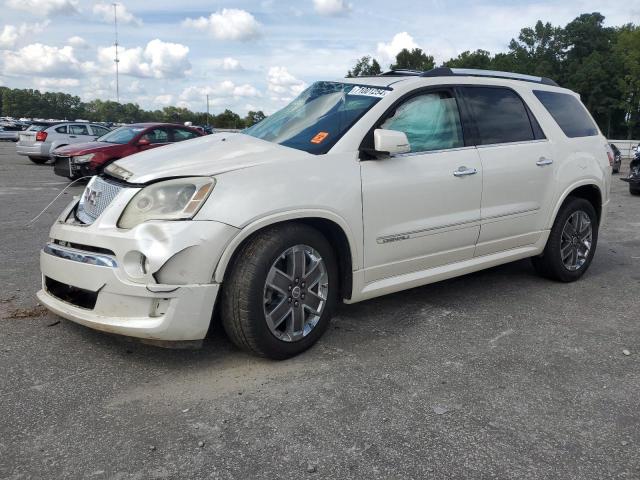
[311,132,329,144]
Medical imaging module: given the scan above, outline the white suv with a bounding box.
[37,68,612,359]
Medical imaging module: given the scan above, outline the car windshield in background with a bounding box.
[244,81,389,154]
[97,126,145,144]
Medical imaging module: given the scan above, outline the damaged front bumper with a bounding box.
[37,198,239,342]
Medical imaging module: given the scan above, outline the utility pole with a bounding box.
[113,3,120,104]
[206,94,210,126]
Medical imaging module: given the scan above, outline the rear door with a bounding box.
[460,86,555,256]
[68,124,94,144]
[361,88,482,283]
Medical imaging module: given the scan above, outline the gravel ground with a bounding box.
[0,142,638,479]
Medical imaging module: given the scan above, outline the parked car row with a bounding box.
[13,121,204,179]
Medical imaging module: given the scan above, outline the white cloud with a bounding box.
[154,94,174,106]
[97,39,190,79]
[93,3,142,26]
[222,57,241,70]
[2,43,91,77]
[183,9,261,41]
[5,0,78,16]
[0,22,49,49]
[377,32,419,63]
[313,0,351,16]
[66,36,88,49]
[180,81,261,103]
[267,66,306,102]
[34,77,80,89]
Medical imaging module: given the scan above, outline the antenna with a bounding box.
[113,3,120,103]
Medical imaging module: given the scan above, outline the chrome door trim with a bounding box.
[377,218,481,244]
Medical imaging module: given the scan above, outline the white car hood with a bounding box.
[113,133,309,183]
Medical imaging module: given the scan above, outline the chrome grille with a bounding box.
[76,176,125,224]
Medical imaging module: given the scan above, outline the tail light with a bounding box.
[35,131,48,142]
[605,144,614,167]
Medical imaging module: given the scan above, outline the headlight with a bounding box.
[71,153,95,164]
[118,177,216,229]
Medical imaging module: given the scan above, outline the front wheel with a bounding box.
[532,197,598,282]
[221,223,338,359]
[28,156,48,164]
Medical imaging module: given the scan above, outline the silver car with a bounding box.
[0,126,21,142]
[16,122,112,164]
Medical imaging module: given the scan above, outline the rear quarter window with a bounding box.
[533,90,599,138]
[55,126,67,134]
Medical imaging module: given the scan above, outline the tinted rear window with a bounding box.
[463,87,534,145]
[533,90,599,138]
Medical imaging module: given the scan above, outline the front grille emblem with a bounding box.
[84,187,102,207]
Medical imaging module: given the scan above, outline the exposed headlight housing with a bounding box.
[118,177,216,229]
[105,163,134,181]
[71,153,95,164]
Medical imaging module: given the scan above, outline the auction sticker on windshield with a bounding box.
[348,86,389,98]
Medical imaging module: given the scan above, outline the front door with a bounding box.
[361,89,483,283]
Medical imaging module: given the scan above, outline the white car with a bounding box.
[16,122,112,164]
[38,68,612,358]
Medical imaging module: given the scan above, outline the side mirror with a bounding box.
[137,137,151,147]
[373,129,410,156]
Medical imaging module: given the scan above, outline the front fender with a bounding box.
[213,209,361,284]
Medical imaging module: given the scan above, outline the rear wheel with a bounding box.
[630,184,640,196]
[221,223,338,359]
[28,156,48,164]
[532,197,598,282]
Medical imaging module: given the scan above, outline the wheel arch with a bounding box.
[214,210,359,300]
[549,181,603,228]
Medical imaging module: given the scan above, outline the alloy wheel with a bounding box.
[263,244,329,342]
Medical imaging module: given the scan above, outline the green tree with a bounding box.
[346,56,382,77]
[244,110,266,127]
[444,49,493,69]
[391,48,434,71]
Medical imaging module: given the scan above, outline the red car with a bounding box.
[52,123,204,179]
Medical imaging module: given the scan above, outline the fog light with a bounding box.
[123,251,148,278]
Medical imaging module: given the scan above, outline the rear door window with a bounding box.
[533,90,599,138]
[91,125,111,137]
[462,87,535,145]
[69,124,90,135]
[172,128,200,142]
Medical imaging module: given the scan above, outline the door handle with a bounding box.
[69,135,77,138]
[536,157,553,166]
[453,166,478,177]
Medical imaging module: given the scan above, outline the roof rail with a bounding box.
[379,69,424,77]
[420,67,559,86]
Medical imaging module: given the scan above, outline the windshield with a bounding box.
[244,81,388,154]
[97,126,146,144]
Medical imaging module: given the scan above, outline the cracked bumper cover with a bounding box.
[38,201,239,341]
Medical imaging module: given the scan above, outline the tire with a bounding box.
[221,223,338,359]
[630,184,640,196]
[532,197,598,282]
[28,156,48,164]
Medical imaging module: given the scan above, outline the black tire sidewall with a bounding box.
[545,197,599,282]
[225,224,339,359]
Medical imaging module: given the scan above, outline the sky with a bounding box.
[0,0,639,115]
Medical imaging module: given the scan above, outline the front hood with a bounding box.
[112,133,309,183]
[54,142,116,155]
